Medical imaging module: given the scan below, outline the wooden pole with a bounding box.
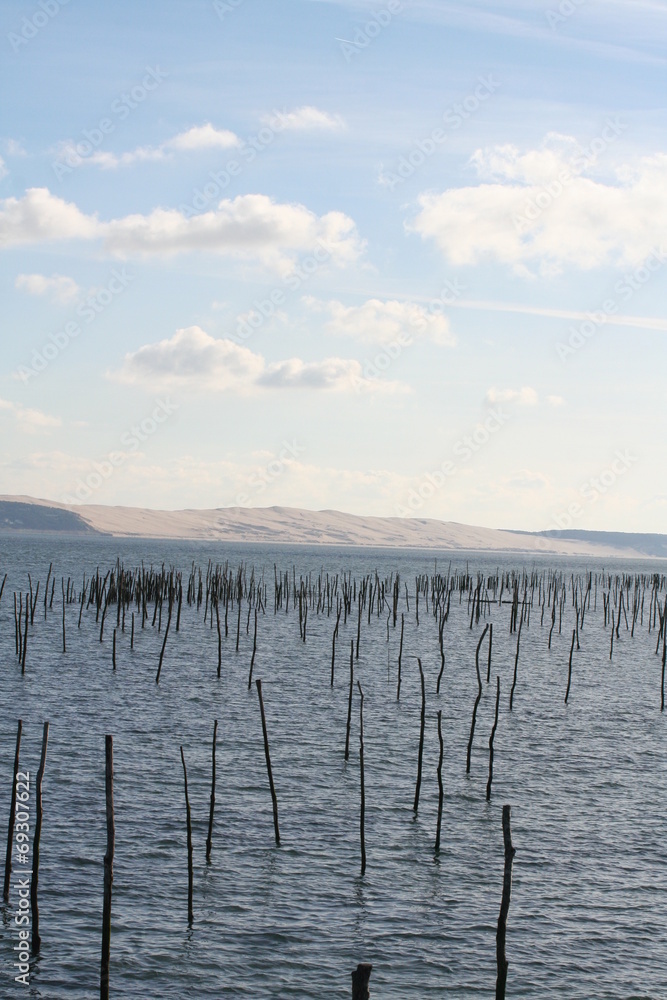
[100,735,115,1000]
[345,641,354,762]
[206,720,218,863]
[486,622,493,683]
[565,629,576,705]
[486,676,501,801]
[3,719,22,902]
[396,614,404,701]
[508,616,522,711]
[496,805,516,1000]
[31,721,49,954]
[413,657,426,812]
[466,624,488,774]
[62,578,66,653]
[216,600,222,678]
[21,596,28,674]
[255,680,280,846]
[180,746,194,924]
[351,962,372,999]
[435,709,444,853]
[155,599,173,684]
[357,680,366,876]
[247,610,257,690]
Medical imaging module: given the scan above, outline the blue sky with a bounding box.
[1,0,666,531]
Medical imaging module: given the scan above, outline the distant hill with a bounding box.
[530,529,667,560]
[0,499,102,534]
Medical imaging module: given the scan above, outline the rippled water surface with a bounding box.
[0,536,666,998]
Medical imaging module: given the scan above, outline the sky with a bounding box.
[1,0,666,532]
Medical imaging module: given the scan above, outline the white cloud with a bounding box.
[547,394,565,407]
[0,189,364,272]
[0,188,99,248]
[304,296,455,346]
[410,135,667,274]
[112,326,402,394]
[165,124,240,151]
[56,124,240,170]
[0,156,7,180]
[485,386,538,406]
[0,398,61,433]
[15,272,81,304]
[264,106,345,131]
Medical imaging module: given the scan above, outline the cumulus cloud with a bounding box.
[15,272,81,304]
[547,394,565,407]
[485,386,538,406]
[0,398,61,433]
[410,133,667,274]
[304,296,455,346]
[0,189,364,272]
[0,188,99,248]
[263,106,345,131]
[112,326,403,394]
[57,123,240,170]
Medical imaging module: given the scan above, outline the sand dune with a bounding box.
[0,495,661,559]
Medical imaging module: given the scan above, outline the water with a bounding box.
[0,535,666,998]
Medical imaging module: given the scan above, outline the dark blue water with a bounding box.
[0,536,666,998]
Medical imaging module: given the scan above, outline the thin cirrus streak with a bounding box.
[449,299,667,332]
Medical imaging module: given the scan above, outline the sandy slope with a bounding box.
[0,495,651,558]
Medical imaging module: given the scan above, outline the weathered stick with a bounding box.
[206,720,218,863]
[486,676,500,801]
[100,734,115,1000]
[345,641,354,762]
[565,629,576,705]
[22,596,28,673]
[256,679,280,845]
[486,622,493,683]
[3,719,22,903]
[357,680,366,876]
[112,628,117,670]
[352,962,372,999]
[155,599,173,684]
[435,709,444,853]
[216,600,222,678]
[352,962,373,1000]
[466,624,488,774]
[496,804,516,1000]
[508,617,522,711]
[396,613,404,700]
[413,657,426,812]
[31,721,49,954]
[180,745,194,924]
[247,610,258,690]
